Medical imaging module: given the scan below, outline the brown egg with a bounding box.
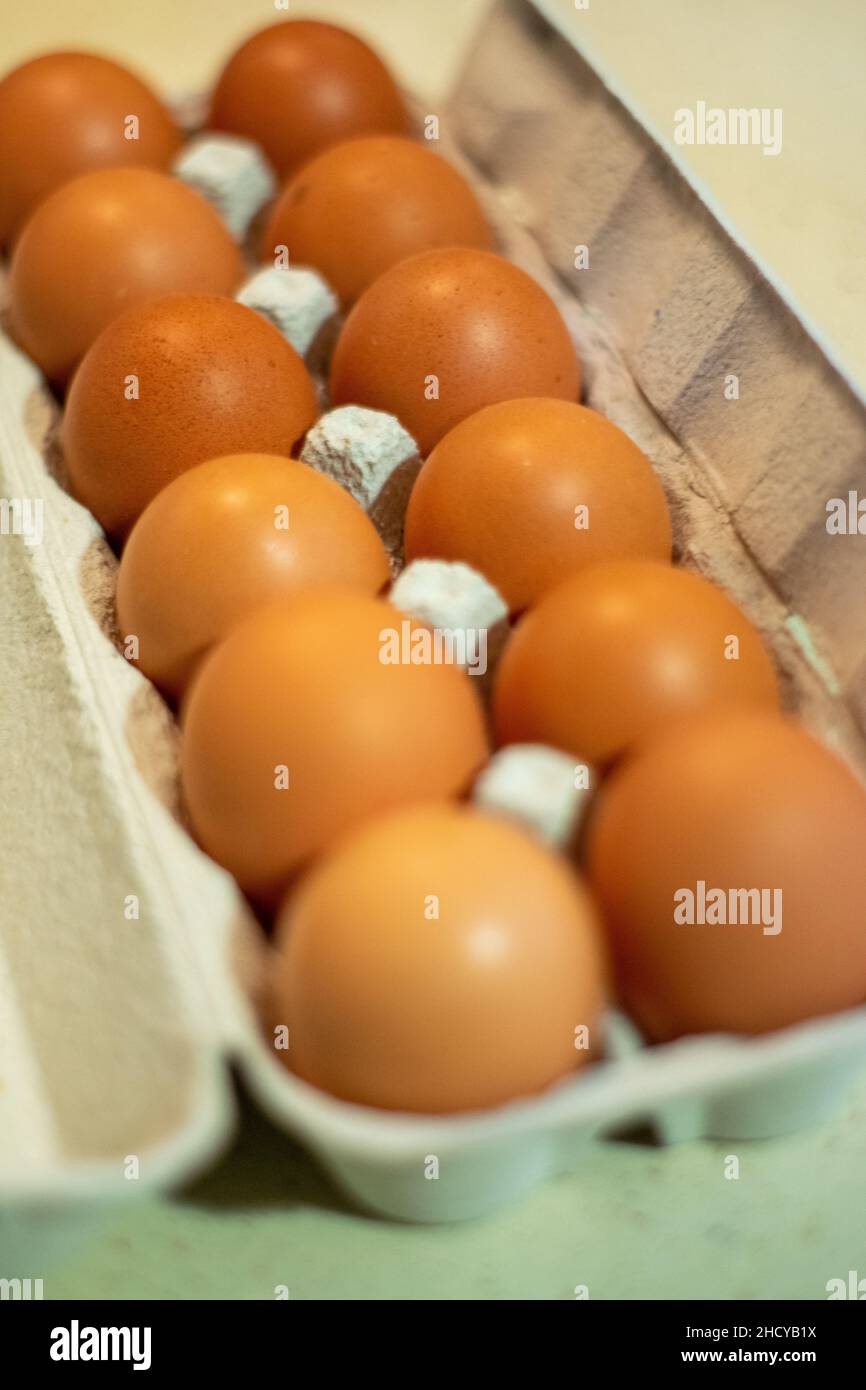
[261,137,494,305]
[180,592,489,906]
[493,562,779,765]
[405,399,672,612]
[0,52,180,248]
[210,20,408,177]
[273,802,606,1113]
[586,710,866,1040]
[62,294,318,538]
[331,249,582,456]
[8,169,244,383]
[117,454,390,698]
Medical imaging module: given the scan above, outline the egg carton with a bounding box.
[3,4,866,1255]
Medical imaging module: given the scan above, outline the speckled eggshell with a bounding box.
[0,51,181,248]
[8,168,245,383]
[262,136,494,305]
[116,453,390,697]
[210,20,409,177]
[273,802,607,1113]
[330,248,582,456]
[61,293,319,538]
[405,399,673,612]
[180,591,490,907]
[493,562,780,766]
[586,710,866,1040]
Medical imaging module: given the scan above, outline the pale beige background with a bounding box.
[535,0,866,400]
[0,0,493,101]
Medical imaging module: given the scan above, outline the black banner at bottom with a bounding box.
[1,1298,862,1373]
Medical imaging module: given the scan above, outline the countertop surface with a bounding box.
[44,1079,866,1300]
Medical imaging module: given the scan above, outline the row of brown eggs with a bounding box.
[2,20,866,1117]
[0,19,410,248]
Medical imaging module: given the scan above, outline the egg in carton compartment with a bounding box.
[3,7,866,1250]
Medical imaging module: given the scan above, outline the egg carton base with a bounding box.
[4,292,866,1233]
[4,254,866,1227]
